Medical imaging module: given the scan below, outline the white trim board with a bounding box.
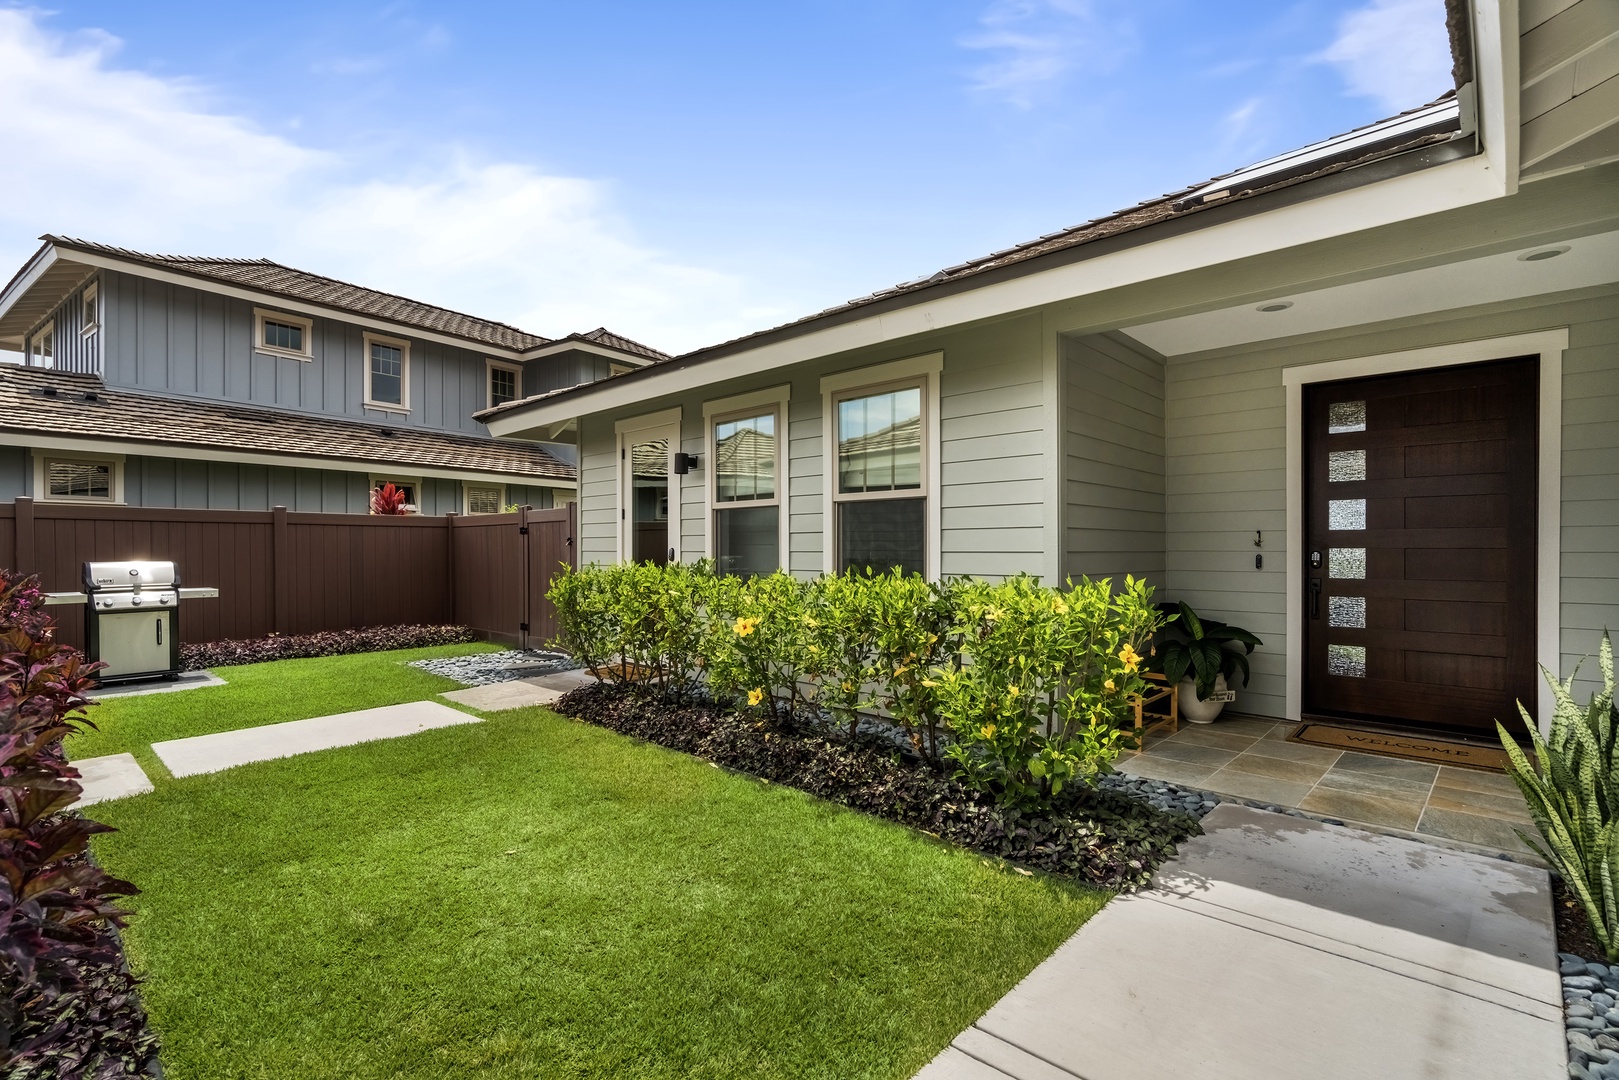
[1281,328,1566,734]
[819,352,943,580]
[0,431,575,489]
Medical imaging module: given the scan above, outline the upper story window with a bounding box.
[487,361,521,409]
[80,283,99,337]
[364,333,410,411]
[254,308,314,361]
[28,321,53,368]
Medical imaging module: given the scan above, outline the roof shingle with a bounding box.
[0,365,573,482]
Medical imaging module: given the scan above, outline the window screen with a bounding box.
[839,498,924,577]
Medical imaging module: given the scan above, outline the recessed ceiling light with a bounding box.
[1518,246,1570,262]
[1256,301,1293,312]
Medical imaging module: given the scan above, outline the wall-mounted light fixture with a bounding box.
[672,452,701,475]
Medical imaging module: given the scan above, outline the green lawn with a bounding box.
[67,643,504,775]
[83,648,1108,1080]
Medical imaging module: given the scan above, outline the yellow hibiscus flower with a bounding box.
[1118,643,1142,672]
[734,616,758,637]
[980,723,997,739]
[747,688,765,706]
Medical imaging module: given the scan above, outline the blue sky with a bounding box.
[0,1,1454,353]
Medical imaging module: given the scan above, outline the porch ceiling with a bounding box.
[0,252,96,346]
[1120,224,1619,357]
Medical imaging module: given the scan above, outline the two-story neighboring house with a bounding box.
[0,236,668,514]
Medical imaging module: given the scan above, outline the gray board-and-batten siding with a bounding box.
[0,446,555,515]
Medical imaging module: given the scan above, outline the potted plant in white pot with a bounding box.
[1152,602,1262,724]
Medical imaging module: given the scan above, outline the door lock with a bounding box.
[1309,550,1323,570]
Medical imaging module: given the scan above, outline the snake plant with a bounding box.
[1498,632,1619,961]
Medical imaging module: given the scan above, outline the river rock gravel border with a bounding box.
[410,648,577,687]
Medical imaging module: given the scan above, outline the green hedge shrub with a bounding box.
[548,563,1163,811]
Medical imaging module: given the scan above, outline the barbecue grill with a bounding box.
[76,561,192,684]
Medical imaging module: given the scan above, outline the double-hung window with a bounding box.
[365,333,410,411]
[823,354,939,579]
[487,361,521,409]
[705,387,788,577]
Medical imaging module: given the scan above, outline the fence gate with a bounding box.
[449,503,576,649]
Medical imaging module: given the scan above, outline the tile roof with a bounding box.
[43,236,553,352]
[574,327,672,362]
[0,364,573,482]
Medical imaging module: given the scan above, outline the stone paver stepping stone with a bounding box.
[73,753,154,807]
[915,803,1562,1080]
[441,678,565,712]
[152,701,479,778]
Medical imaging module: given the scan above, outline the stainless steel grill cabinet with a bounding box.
[82,560,181,684]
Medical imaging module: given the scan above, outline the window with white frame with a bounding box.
[80,283,100,337]
[465,483,504,515]
[28,321,53,368]
[43,455,116,501]
[254,308,314,360]
[832,381,926,577]
[487,361,520,409]
[711,408,781,576]
[365,333,410,410]
[369,476,419,513]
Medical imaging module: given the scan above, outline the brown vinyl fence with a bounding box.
[0,498,576,652]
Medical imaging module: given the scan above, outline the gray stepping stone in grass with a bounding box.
[441,679,566,712]
[73,753,154,806]
[152,701,480,778]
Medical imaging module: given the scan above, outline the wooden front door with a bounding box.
[1303,357,1539,736]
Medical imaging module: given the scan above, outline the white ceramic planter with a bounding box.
[1178,674,1229,724]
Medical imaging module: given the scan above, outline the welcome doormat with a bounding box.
[1286,723,1514,773]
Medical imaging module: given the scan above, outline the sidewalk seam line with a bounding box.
[959,1024,1094,1080]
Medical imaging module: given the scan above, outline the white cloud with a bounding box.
[959,0,1132,109]
[1319,0,1452,113]
[0,8,779,354]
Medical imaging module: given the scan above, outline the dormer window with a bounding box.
[487,360,521,409]
[254,308,314,360]
[28,321,53,368]
[80,283,99,337]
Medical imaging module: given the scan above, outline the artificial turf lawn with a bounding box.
[82,650,1109,1079]
[66,643,504,775]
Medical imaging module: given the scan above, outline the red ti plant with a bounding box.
[370,482,410,515]
[0,569,139,1069]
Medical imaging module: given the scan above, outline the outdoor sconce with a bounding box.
[672,452,701,475]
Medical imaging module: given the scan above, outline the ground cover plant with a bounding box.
[0,570,156,1078]
[68,643,501,774]
[180,624,477,671]
[85,651,1106,1080]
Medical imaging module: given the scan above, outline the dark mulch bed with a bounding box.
[554,682,1200,892]
[4,948,159,1080]
[1556,878,1609,962]
[180,624,477,670]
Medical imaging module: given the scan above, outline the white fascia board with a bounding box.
[0,430,576,488]
[487,154,1506,439]
[0,245,61,327]
[56,248,530,361]
[1473,0,1522,194]
[520,340,656,366]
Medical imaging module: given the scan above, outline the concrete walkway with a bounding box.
[152,700,480,778]
[917,803,1562,1080]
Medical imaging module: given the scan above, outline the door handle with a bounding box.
[156,618,163,645]
[1309,579,1322,620]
